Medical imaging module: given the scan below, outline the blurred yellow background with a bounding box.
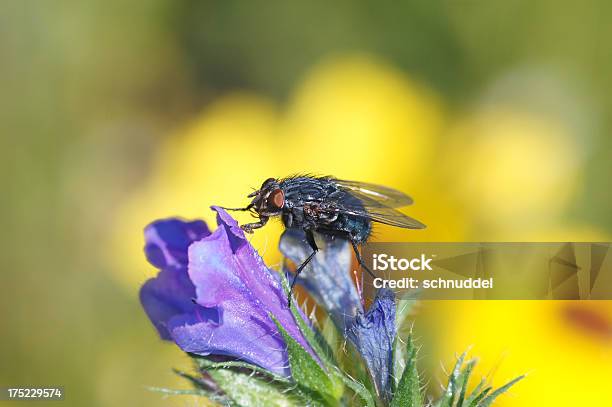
[2,1,611,406]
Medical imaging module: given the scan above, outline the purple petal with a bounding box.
[140,267,196,340]
[212,205,247,253]
[144,219,210,268]
[140,218,210,339]
[168,306,289,375]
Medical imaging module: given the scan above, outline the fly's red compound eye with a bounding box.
[268,189,285,209]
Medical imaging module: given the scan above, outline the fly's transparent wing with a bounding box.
[342,205,426,229]
[330,178,425,229]
[334,179,413,208]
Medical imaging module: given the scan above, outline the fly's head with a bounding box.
[247,177,285,218]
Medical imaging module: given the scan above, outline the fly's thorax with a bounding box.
[281,205,305,229]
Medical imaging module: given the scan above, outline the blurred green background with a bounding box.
[2,1,612,406]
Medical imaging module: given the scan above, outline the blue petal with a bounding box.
[346,288,396,402]
[279,229,363,332]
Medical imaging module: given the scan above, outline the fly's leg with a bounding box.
[241,216,268,233]
[287,229,318,307]
[350,239,376,278]
[219,203,253,212]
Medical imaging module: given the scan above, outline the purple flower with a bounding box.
[140,207,316,377]
[346,288,396,402]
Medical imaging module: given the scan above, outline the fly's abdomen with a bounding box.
[315,212,371,243]
[336,214,372,243]
[334,189,372,243]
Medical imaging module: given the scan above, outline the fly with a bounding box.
[222,175,426,302]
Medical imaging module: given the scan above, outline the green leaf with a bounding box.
[279,272,344,398]
[395,297,418,330]
[191,355,328,406]
[391,335,422,407]
[456,359,477,406]
[208,367,300,407]
[468,387,491,407]
[477,375,525,407]
[279,271,336,367]
[146,386,207,397]
[272,316,338,405]
[335,370,376,407]
[464,377,487,406]
[337,343,375,404]
[320,315,339,360]
[392,338,406,393]
[394,296,418,393]
[436,351,468,407]
[147,385,238,405]
[192,355,290,384]
[165,369,237,405]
